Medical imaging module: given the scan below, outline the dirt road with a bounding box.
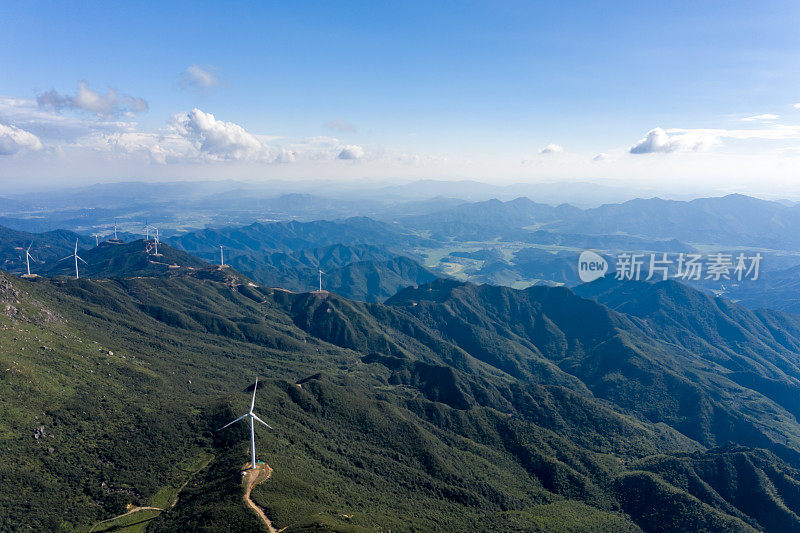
[87,505,163,532]
[242,462,278,533]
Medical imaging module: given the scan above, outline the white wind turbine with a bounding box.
[24,242,37,276]
[218,379,273,470]
[219,245,224,266]
[92,233,100,246]
[152,227,160,255]
[59,239,87,279]
[318,269,324,292]
[107,220,122,244]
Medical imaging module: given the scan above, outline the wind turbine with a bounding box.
[151,227,160,255]
[144,221,156,242]
[218,379,272,470]
[219,245,224,266]
[318,269,324,292]
[59,239,87,279]
[92,234,99,246]
[24,242,37,276]
[107,220,122,244]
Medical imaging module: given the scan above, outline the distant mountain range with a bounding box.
[397,193,800,249]
[166,217,431,255]
[4,190,800,308]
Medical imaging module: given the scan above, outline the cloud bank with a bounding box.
[630,125,800,154]
[0,123,43,155]
[37,82,148,117]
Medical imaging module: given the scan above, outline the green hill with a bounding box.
[42,240,208,279]
[4,272,800,531]
[163,219,438,302]
[0,225,94,275]
[322,256,439,302]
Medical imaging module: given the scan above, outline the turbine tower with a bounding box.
[318,269,324,292]
[144,224,157,250]
[152,227,160,255]
[218,378,273,470]
[92,234,99,246]
[108,220,122,244]
[59,239,87,279]
[24,242,37,276]
[220,245,224,266]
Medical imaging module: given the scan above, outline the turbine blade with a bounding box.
[250,378,258,412]
[217,413,248,431]
[252,413,272,429]
[77,255,88,264]
[58,255,73,262]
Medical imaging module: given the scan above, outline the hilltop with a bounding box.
[42,239,208,279]
[0,225,94,275]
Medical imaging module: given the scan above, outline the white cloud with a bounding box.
[539,143,563,154]
[0,96,136,143]
[37,81,148,117]
[99,131,194,164]
[0,89,428,171]
[741,113,779,122]
[630,125,800,154]
[630,127,714,154]
[795,103,800,110]
[179,65,223,91]
[324,117,357,132]
[0,123,43,155]
[338,144,365,160]
[170,108,269,161]
[592,152,610,162]
[275,148,296,163]
[278,136,342,161]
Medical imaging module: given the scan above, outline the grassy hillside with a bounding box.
[220,244,437,302]
[4,271,800,531]
[42,240,207,279]
[0,225,94,275]
[166,222,438,302]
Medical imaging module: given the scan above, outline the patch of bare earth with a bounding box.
[242,462,280,532]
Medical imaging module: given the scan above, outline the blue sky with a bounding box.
[1,1,800,193]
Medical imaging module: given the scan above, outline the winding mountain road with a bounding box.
[242,462,279,532]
